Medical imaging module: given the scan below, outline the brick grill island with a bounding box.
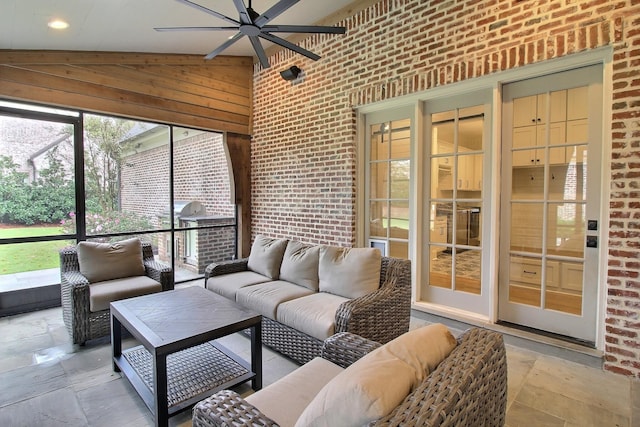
[157,201,236,274]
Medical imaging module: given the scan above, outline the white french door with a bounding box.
[499,65,603,343]
[421,91,493,315]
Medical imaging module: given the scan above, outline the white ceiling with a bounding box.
[0,0,354,59]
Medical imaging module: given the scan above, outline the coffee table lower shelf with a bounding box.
[115,340,255,415]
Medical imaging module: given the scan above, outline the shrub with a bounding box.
[61,210,155,242]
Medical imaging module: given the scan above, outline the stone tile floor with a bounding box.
[0,302,637,426]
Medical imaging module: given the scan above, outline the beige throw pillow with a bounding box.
[247,235,288,279]
[318,246,381,299]
[295,323,457,427]
[279,241,320,291]
[77,238,145,283]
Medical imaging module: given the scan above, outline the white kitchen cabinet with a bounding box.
[512,88,588,167]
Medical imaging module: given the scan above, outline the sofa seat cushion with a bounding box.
[77,238,145,283]
[318,246,381,299]
[89,276,161,312]
[206,271,271,300]
[246,357,343,427]
[295,324,457,427]
[247,235,288,279]
[235,280,315,320]
[279,241,320,291]
[276,292,349,341]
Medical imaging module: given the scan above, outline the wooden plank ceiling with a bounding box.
[0,50,253,134]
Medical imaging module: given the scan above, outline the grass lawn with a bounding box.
[0,226,72,275]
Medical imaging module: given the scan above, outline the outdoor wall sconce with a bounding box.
[280,65,302,81]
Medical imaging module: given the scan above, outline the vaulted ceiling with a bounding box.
[0,0,356,61]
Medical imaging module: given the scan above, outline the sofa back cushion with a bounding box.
[318,246,381,299]
[247,235,288,279]
[279,241,320,291]
[77,238,145,283]
[295,323,457,427]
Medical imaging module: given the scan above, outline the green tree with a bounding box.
[83,116,134,212]
[0,155,30,223]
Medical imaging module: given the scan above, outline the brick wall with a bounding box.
[252,0,640,377]
[122,130,236,271]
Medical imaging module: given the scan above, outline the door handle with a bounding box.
[586,236,598,248]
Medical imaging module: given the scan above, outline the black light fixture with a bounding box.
[280,65,301,81]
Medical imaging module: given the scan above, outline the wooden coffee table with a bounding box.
[110,286,262,427]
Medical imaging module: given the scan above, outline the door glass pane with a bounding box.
[429,244,452,289]
[545,260,583,315]
[433,156,454,195]
[371,123,388,161]
[548,164,587,202]
[369,201,388,238]
[390,160,409,199]
[389,201,409,239]
[510,203,543,253]
[429,202,448,243]
[546,202,585,258]
[370,162,388,199]
[512,164,544,198]
[390,119,410,159]
[389,240,408,259]
[459,115,483,151]
[509,255,542,307]
[455,249,481,295]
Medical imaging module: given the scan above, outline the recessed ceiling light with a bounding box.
[48,19,69,30]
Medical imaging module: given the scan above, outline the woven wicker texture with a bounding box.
[321,331,383,368]
[205,254,411,364]
[60,242,173,344]
[192,328,507,427]
[123,342,249,408]
[372,327,507,427]
[192,390,278,427]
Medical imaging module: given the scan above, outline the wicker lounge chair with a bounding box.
[192,327,508,426]
[60,240,173,345]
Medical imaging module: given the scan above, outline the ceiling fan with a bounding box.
[154,0,347,68]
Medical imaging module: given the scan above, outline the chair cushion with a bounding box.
[295,324,457,427]
[276,292,349,341]
[235,280,315,319]
[318,246,381,299]
[247,235,288,279]
[77,238,145,283]
[206,271,271,300]
[279,241,320,291]
[246,357,343,427]
[89,276,162,312]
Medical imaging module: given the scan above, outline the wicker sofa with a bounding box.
[193,327,507,427]
[60,239,173,345]
[204,236,411,364]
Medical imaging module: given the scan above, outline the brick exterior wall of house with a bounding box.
[121,131,236,272]
[252,1,640,377]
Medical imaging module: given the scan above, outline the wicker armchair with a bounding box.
[60,241,173,345]
[192,328,507,427]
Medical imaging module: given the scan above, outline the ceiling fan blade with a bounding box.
[254,0,300,28]
[204,32,244,60]
[154,26,238,32]
[175,0,239,26]
[232,0,252,24]
[248,36,271,68]
[261,25,346,34]
[259,32,320,61]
